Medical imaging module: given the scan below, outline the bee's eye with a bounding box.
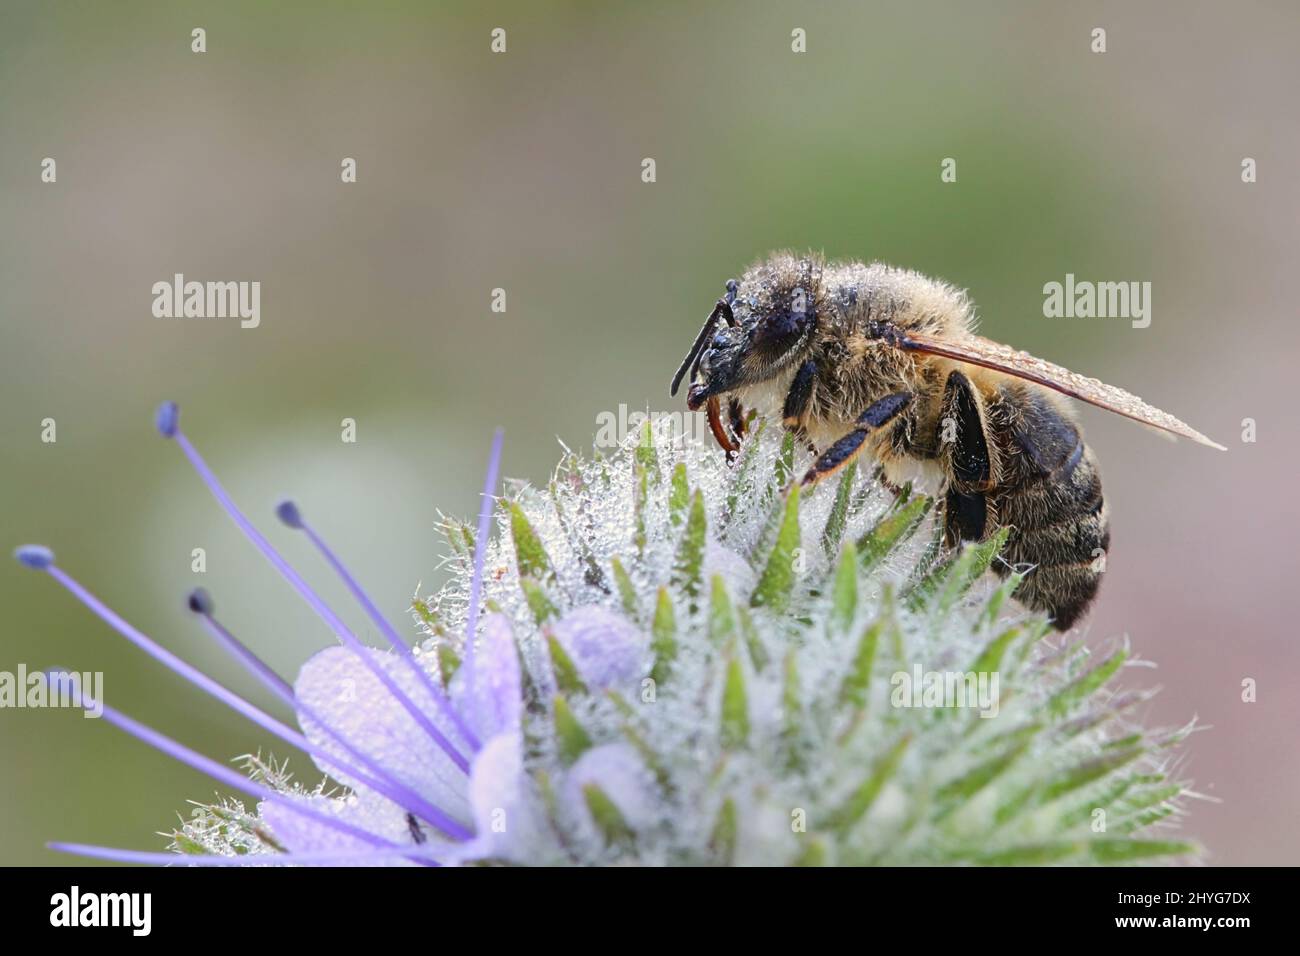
[750,290,812,347]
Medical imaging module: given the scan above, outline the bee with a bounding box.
[670,252,1224,630]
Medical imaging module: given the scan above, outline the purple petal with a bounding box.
[704,539,756,597]
[445,731,523,863]
[260,795,423,867]
[166,414,471,772]
[550,606,648,690]
[452,613,521,740]
[293,646,473,828]
[562,744,657,838]
[446,731,563,865]
[49,841,441,866]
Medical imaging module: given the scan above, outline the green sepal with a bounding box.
[823,734,911,833]
[838,618,882,710]
[709,574,737,645]
[1048,648,1128,717]
[650,587,677,685]
[710,798,737,864]
[509,502,553,581]
[970,625,1022,677]
[906,526,1010,615]
[520,576,558,625]
[436,643,460,688]
[725,419,766,515]
[774,430,796,486]
[792,838,827,866]
[1088,838,1197,864]
[634,418,660,483]
[409,598,444,634]
[820,462,857,559]
[828,540,858,637]
[582,784,635,847]
[737,603,768,672]
[750,485,801,612]
[546,633,587,695]
[720,648,750,749]
[553,695,593,765]
[935,740,1029,809]
[633,461,649,555]
[610,557,638,618]
[668,462,690,526]
[672,489,707,599]
[781,649,803,771]
[857,494,931,570]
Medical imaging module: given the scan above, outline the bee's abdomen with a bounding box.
[991,392,1110,630]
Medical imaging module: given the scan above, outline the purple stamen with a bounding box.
[27,557,305,748]
[15,544,55,569]
[189,595,472,839]
[49,842,443,866]
[17,554,464,837]
[277,499,481,752]
[49,671,439,863]
[158,403,471,774]
[274,500,304,529]
[155,400,180,438]
[462,428,505,689]
[188,588,294,702]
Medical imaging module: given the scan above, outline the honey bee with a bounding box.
[670,252,1224,630]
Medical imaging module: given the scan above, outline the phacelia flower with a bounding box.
[15,405,1200,865]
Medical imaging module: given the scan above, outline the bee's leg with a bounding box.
[871,464,910,502]
[727,397,748,442]
[801,392,913,487]
[938,370,993,543]
[706,396,740,462]
[777,359,820,451]
[943,489,988,546]
[781,360,817,431]
[783,365,819,451]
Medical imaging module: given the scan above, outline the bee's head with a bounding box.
[684,320,748,410]
[671,257,821,407]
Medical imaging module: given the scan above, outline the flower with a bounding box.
[15,405,1200,865]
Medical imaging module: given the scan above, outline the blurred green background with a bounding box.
[2,1,1297,865]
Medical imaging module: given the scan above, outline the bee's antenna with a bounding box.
[669,299,727,396]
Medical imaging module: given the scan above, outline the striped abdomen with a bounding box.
[990,386,1109,630]
[940,379,1110,631]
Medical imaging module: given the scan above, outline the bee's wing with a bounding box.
[897,331,1227,451]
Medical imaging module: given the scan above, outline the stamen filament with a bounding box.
[42,563,305,747]
[56,674,441,861]
[49,842,443,867]
[279,502,481,752]
[189,588,294,702]
[161,407,471,773]
[32,562,467,837]
[192,599,472,839]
